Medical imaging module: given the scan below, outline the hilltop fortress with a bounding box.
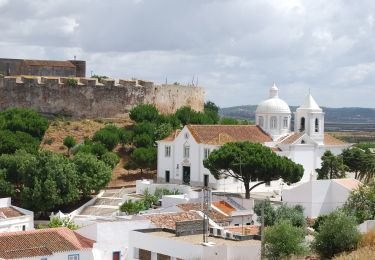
[0,58,204,118]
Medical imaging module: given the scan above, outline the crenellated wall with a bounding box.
[0,76,204,118]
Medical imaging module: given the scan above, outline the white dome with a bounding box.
[256,84,291,114]
[256,98,291,114]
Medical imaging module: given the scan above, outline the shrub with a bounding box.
[129,104,160,123]
[312,214,328,232]
[101,152,120,168]
[47,217,78,230]
[220,117,239,125]
[0,108,48,139]
[63,136,76,155]
[313,210,361,259]
[92,124,120,150]
[0,130,39,154]
[43,138,54,145]
[66,78,78,87]
[264,220,308,259]
[120,200,148,214]
[254,199,276,226]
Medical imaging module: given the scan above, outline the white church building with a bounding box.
[156,84,351,190]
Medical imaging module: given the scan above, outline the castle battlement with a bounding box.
[0,76,204,118]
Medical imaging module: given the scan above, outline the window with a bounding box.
[113,251,120,260]
[315,118,319,132]
[165,170,170,183]
[183,145,190,158]
[41,258,48,260]
[270,116,277,129]
[258,116,264,127]
[22,225,26,231]
[165,145,171,157]
[300,117,305,132]
[234,224,240,227]
[68,254,79,260]
[265,181,271,187]
[204,174,209,187]
[204,148,210,159]
[283,117,288,128]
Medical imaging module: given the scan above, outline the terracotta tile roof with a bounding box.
[280,132,303,144]
[21,60,75,68]
[324,133,347,145]
[160,129,181,142]
[177,203,230,223]
[145,211,202,230]
[225,225,259,235]
[0,207,23,218]
[333,178,361,190]
[212,201,235,215]
[186,125,272,145]
[0,227,95,259]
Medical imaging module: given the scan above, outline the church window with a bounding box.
[165,145,171,157]
[183,145,190,158]
[300,117,305,132]
[315,118,319,132]
[270,116,277,129]
[258,116,264,127]
[283,117,288,128]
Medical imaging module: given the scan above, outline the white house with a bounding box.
[0,197,34,233]
[129,228,261,260]
[157,84,351,190]
[282,178,361,218]
[75,219,151,260]
[0,227,95,260]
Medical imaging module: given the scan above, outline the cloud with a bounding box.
[0,0,374,108]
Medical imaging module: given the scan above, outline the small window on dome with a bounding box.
[270,116,277,129]
[258,116,264,127]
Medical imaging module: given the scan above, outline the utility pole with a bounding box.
[261,203,265,259]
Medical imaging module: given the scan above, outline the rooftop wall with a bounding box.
[0,76,204,118]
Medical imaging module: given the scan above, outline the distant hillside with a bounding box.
[220,105,375,131]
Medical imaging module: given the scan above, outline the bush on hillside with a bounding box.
[129,104,160,123]
[264,220,308,259]
[313,210,361,259]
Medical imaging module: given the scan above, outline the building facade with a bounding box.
[0,198,34,233]
[157,84,351,190]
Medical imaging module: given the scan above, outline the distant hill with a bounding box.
[220,105,375,131]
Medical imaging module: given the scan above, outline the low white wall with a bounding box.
[358,220,375,234]
[136,180,199,198]
[16,249,94,260]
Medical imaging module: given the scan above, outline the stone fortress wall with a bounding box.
[0,76,205,118]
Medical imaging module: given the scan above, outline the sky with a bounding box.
[0,0,374,108]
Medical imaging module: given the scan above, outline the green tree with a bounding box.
[0,130,39,154]
[203,142,304,198]
[264,220,308,259]
[130,147,157,173]
[254,200,305,227]
[254,199,276,226]
[0,108,48,139]
[220,117,239,125]
[101,152,120,168]
[120,200,148,215]
[92,124,120,150]
[154,123,173,141]
[74,152,112,197]
[313,210,361,259]
[63,136,76,155]
[343,181,375,223]
[46,217,78,230]
[133,133,154,148]
[129,104,160,123]
[342,147,375,181]
[21,151,80,213]
[316,151,347,179]
[118,129,133,147]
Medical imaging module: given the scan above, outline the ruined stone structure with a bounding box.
[0,76,204,118]
[0,58,86,77]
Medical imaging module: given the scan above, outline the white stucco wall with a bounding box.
[13,250,94,260]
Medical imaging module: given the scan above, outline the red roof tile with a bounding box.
[212,201,235,215]
[186,125,272,145]
[21,60,75,68]
[324,133,347,145]
[0,227,94,259]
[177,203,230,223]
[0,207,23,218]
[145,212,202,230]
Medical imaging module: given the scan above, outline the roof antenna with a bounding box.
[74,55,76,60]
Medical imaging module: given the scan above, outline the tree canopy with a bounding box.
[203,142,304,198]
[342,147,375,183]
[316,151,347,180]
